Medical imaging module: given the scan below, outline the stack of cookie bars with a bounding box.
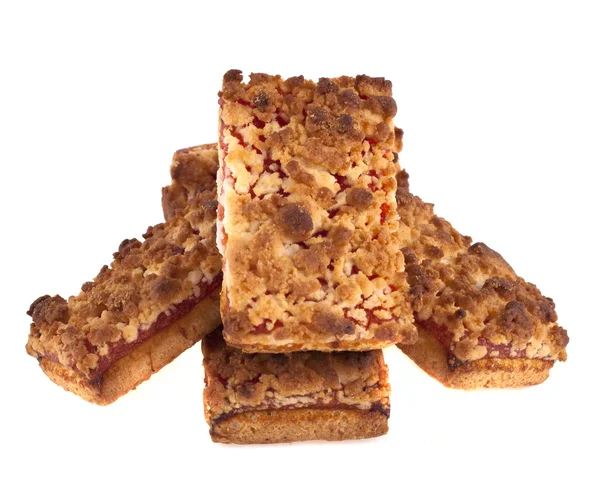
[26,71,569,444]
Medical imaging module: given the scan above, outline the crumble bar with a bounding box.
[26,154,222,404]
[202,328,390,444]
[395,164,568,388]
[217,71,415,353]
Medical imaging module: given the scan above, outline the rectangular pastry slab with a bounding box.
[202,329,390,444]
[26,149,222,404]
[395,166,568,389]
[217,71,416,353]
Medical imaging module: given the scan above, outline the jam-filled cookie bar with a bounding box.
[26,183,222,404]
[202,328,390,444]
[395,171,568,388]
[217,71,415,353]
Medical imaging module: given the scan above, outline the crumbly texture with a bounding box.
[217,71,415,353]
[394,169,568,386]
[202,328,390,443]
[162,144,219,221]
[38,290,221,404]
[26,187,221,385]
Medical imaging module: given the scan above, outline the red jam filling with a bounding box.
[86,273,223,383]
[380,203,390,224]
[416,318,528,360]
[250,320,284,335]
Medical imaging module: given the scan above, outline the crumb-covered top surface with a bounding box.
[162,144,219,221]
[202,329,390,421]
[26,188,221,380]
[395,172,568,362]
[217,71,415,352]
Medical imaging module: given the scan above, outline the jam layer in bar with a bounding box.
[217,70,415,353]
[202,328,390,444]
[26,161,222,405]
[395,167,569,389]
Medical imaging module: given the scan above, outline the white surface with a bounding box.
[1,1,598,479]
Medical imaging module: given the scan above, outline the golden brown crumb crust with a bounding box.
[37,290,221,404]
[26,185,221,382]
[210,408,388,444]
[202,328,390,442]
[217,71,415,353]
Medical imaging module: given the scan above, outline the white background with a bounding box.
[1,1,598,479]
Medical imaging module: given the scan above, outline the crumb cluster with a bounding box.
[162,144,219,221]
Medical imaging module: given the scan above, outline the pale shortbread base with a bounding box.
[399,325,553,389]
[210,408,389,444]
[39,290,221,405]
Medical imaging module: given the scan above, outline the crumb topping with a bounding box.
[202,329,390,421]
[395,170,568,362]
[217,71,415,352]
[26,185,221,380]
[162,144,219,221]
[163,143,568,363]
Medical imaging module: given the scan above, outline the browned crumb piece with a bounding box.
[26,179,222,404]
[217,71,415,353]
[202,328,390,444]
[162,144,219,221]
[393,127,404,154]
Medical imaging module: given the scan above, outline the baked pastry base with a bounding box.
[38,290,221,405]
[399,325,554,389]
[210,408,388,444]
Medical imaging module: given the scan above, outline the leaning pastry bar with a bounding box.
[395,164,569,389]
[26,169,222,405]
[202,328,390,444]
[217,70,415,353]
